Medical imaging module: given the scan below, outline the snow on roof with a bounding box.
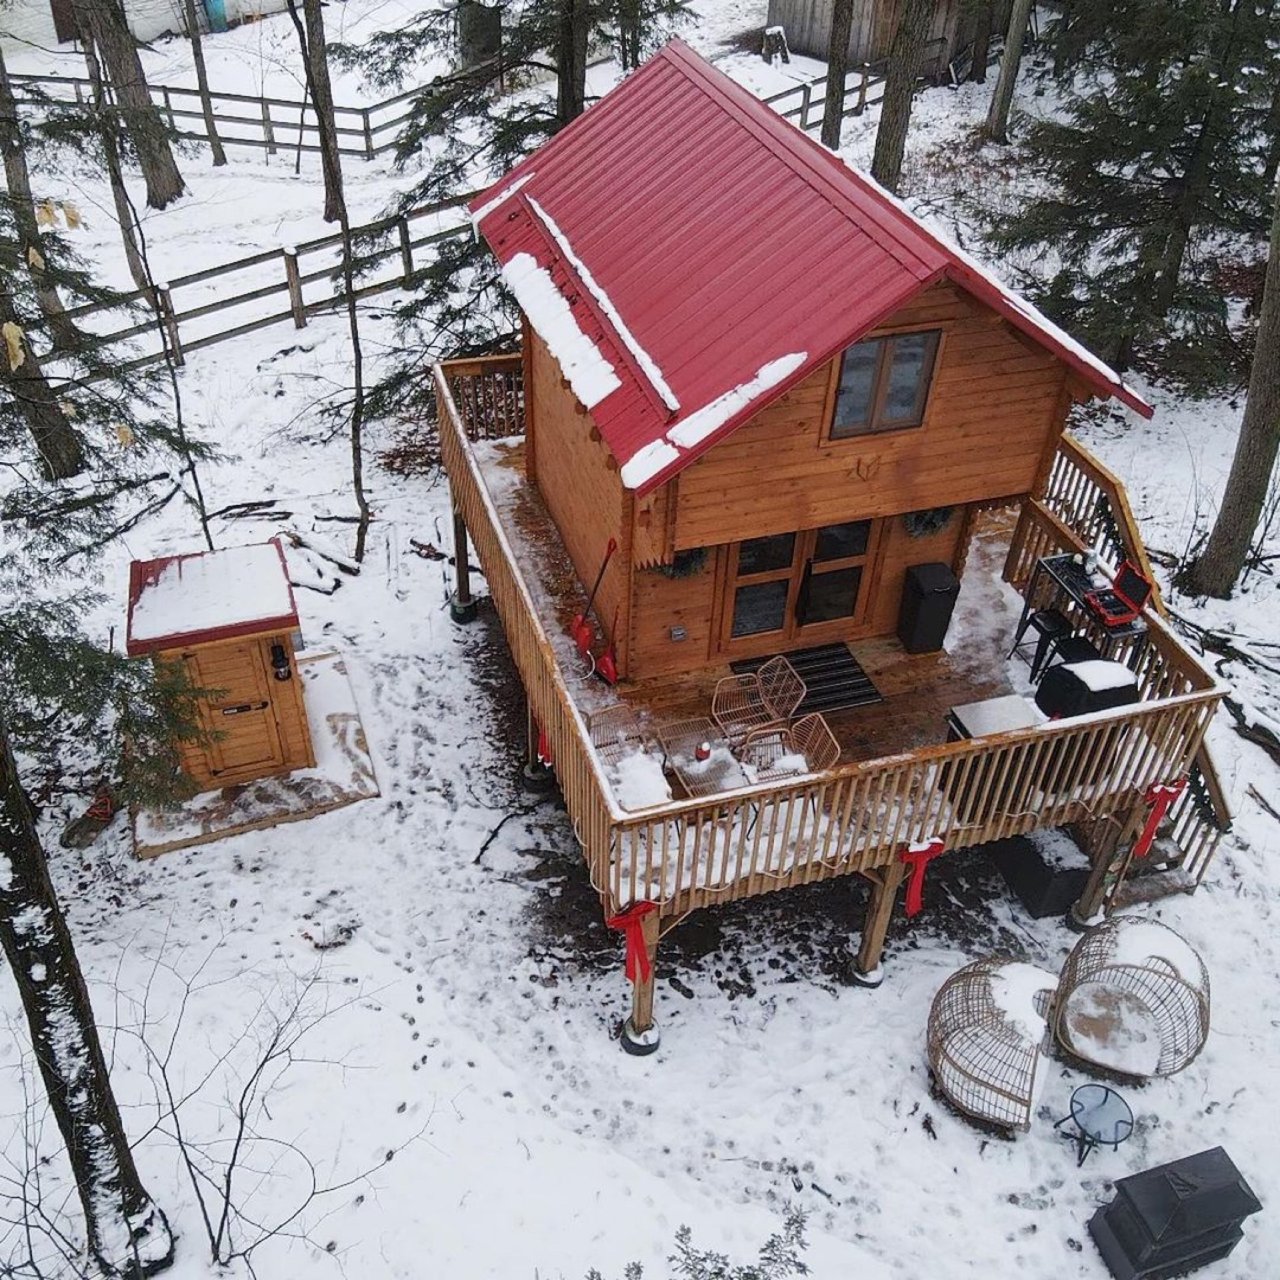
[499,252,621,410]
[126,539,300,656]
[470,40,1153,496]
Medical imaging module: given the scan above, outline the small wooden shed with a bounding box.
[766,0,1014,79]
[126,539,315,792]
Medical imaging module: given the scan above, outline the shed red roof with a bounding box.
[471,40,1151,497]
[126,539,300,657]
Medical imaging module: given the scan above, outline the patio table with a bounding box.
[656,717,752,799]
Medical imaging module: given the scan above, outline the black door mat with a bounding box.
[730,643,883,715]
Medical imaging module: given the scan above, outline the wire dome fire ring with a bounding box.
[1054,917,1210,1080]
[927,957,1059,1132]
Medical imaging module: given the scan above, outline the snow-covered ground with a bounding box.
[3,3,1279,1278]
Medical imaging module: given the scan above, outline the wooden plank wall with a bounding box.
[673,282,1069,551]
[764,0,1010,69]
[526,334,633,674]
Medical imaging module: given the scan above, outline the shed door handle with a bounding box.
[221,701,268,716]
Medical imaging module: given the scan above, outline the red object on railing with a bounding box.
[899,837,946,917]
[537,723,553,766]
[605,902,658,982]
[1132,779,1187,859]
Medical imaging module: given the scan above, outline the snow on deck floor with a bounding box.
[3,5,1280,1277]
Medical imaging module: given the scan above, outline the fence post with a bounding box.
[161,86,176,132]
[799,82,811,131]
[73,79,83,106]
[261,100,277,156]
[855,64,870,115]
[282,248,306,329]
[398,217,414,284]
[362,109,375,161]
[153,284,184,367]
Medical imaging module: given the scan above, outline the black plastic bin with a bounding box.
[898,562,960,654]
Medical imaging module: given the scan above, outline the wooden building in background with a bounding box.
[127,539,314,793]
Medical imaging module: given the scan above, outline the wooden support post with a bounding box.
[521,696,555,792]
[449,508,477,623]
[398,216,414,285]
[855,64,870,115]
[362,108,375,160]
[627,910,661,1042]
[154,285,184,367]
[854,860,906,983]
[261,99,276,156]
[282,248,306,329]
[798,82,811,131]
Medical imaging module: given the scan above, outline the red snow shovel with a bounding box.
[572,537,616,656]
[596,607,620,685]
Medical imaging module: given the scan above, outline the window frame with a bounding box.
[824,327,943,442]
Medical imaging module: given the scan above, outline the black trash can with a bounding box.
[898,562,960,654]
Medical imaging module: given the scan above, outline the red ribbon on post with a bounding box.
[1131,778,1187,860]
[605,902,658,983]
[899,837,946,918]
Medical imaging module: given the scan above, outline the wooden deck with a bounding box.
[437,354,1231,1037]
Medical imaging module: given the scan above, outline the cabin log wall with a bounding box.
[526,334,633,675]
[672,283,1069,551]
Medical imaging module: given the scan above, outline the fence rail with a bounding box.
[439,359,1225,937]
[60,194,478,374]
[9,69,434,160]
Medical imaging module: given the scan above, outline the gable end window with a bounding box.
[829,329,941,439]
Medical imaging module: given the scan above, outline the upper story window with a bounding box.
[830,329,941,440]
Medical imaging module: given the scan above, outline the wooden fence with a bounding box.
[10,70,439,161]
[440,357,1226,927]
[64,195,476,373]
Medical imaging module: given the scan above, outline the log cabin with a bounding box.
[437,40,1230,1052]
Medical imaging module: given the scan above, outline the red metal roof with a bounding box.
[126,538,301,657]
[471,40,1152,497]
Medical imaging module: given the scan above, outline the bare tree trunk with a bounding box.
[983,0,1034,144]
[285,1,370,560]
[969,0,994,84]
[81,29,150,293]
[0,46,79,348]
[70,0,185,209]
[1182,178,1280,598]
[616,0,641,70]
[821,0,856,150]
[556,0,590,128]
[290,0,346,222]
[0,289,87,479]
[1263,81,1280,190]
[0,718,174,1277]
[870,0,934,192]
[182,0,227,167]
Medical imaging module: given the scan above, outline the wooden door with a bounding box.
[719,520,884,658]
[185,640,287,783]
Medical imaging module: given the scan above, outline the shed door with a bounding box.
[185,640,287,781]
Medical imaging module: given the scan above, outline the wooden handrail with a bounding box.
[439,361,1227,918]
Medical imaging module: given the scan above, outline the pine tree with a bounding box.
[870,0,934,192]
[1181,174,1280,597]
[333,0,690,421]
[987,0,1279,383]
[69,0,185,210]
[821,0,856,150]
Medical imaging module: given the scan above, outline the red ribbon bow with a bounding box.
[605,901,657,983]
[1132,778,1187,859]
[899,838,946,918]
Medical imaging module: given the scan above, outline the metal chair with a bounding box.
[711,655,806,747]
[587,704,647,768]
[1009,607,1073,681]
[740,712,840,782]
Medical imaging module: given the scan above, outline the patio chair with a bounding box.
[711,655,806,747]
[587,704,646,768]
[740,712,840,783]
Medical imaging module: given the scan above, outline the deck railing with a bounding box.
[1008,444,1233,883]
[438,358,1226,924]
